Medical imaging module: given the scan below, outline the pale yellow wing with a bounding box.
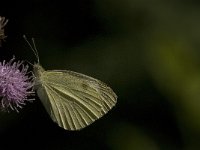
[36,70,117,130]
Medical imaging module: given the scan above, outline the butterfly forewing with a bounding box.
[35,67,117,130]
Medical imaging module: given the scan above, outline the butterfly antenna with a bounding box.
[23,35,40,63]
[32,37,40,63]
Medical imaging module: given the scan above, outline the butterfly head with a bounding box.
[33,63,45,78]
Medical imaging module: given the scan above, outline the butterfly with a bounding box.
[24,36,117,130]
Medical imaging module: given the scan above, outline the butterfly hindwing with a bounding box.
[36,69,117,130]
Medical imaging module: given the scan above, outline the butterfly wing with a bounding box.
[36,70,117,130]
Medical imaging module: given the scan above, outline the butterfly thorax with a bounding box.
[33,63,45,89]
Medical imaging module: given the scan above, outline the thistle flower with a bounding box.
[0,57,34,112]
[0,16,8,46]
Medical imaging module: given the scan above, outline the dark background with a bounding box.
[1,0,200,150]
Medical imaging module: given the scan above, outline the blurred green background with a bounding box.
[1,0,200,149]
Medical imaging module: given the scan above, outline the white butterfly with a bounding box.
[24,36,117,130]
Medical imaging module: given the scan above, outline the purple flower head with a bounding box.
[0,57,34,112]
